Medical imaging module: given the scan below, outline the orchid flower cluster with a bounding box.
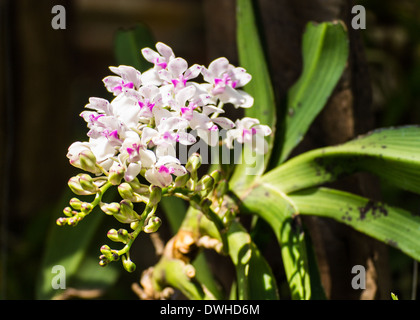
[58,42,271,272]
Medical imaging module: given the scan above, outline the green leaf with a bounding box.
[230,0,277,191]
[227,220,279,300]
[261,126,420,195]
[239,185,311,300]
[278,21,349,163]
[114,23,155,72]
[288,187,420,262]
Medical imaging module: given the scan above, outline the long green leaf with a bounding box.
[239,185,311,300]
[278,21,349,163]
[261,126,420,194]
[288,187,420,261]
[230,0,277,191]
[227,220,279,300]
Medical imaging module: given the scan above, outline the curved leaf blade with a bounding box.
[288,187,420,261]
[262,126,420,194]
[279,21,349,163]
[230,0,277,191]
[227,220,280,300]
[239,185,311,300]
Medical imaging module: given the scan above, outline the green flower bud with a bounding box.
[210,170,222,185]
[186,153,202,173]
[118,182,148,203]
[80,202,93,214]
[56,217,68,226]
[149,186,162,206]
[117,228,130,243]
[197,175,214,193]
[118,182,136,201]
[100,202,121,215]
[107,228,130,243]
[100,245,119,261]
[143,216,162,233]
[174,173,190,188]
[107,229,120,242]
[113,200,140,224]
[63,206,74,217]
[108,163,124,185]
[69,198,82,210]
[122,255,136,272]
[99,259,109,267]
[128,178,150,195]
[67,216,80,226]
[78,174,98,193]
[130,221,140,230]
[68,176,94,195]
[79,150,100,174]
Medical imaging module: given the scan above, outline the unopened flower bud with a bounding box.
[100,245,119,261]
[99,259,109,267]
[80,202,93,214]
[128,178,149,195]
[79,150,99,174]
[118,182,135,200]
[100,202,120,215]
[68,215,82,226]
[210,170,222,185]
[78,174,98,193]
[186,153,202,173]
[143,216,162,233]
[107,229,120,242]
[113,200,140,224]
[174,173,190,188]
[56,217,68,226]
[68,176,94,196]
[149,186,162,206]
[117,228,130,242]
[63,206,74,217]
[69,198,83,210]
[108,163,124,185]
[197,175,214,194]
[122,254,136,272]
[107,228,130,243]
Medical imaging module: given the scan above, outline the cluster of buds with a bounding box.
[58,42,272,272]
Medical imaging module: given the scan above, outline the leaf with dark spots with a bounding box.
[286,187,420,261]
[358,200,388,221]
